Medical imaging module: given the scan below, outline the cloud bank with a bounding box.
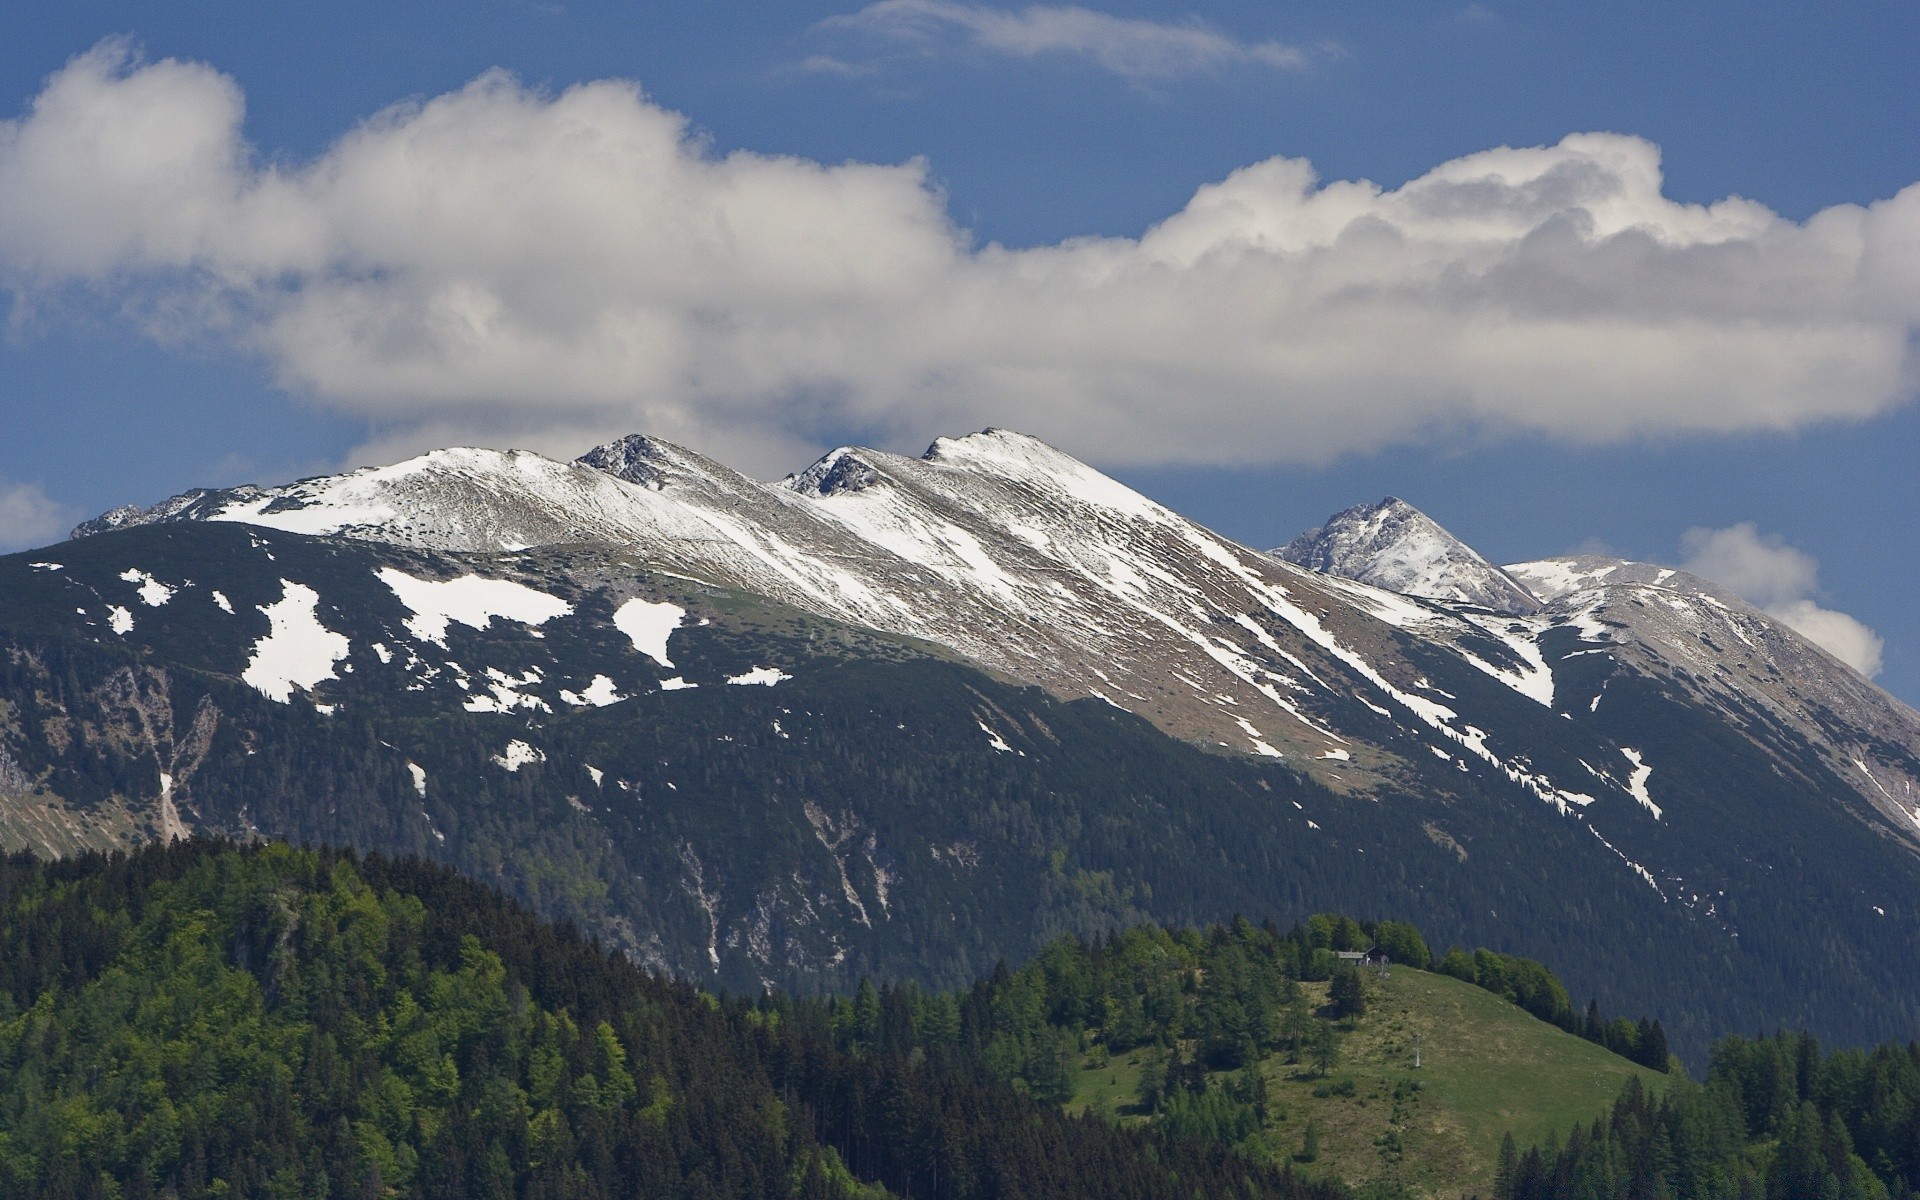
[0,480,74,552]
[4,43,1920,474]
[818,2,1307,80]
[1681,523,1884,677]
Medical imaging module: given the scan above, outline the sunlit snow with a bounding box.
[1619,748,1661,818]
[241,581,351,703]
[492,740,545,772]
[119,568,175,606]
[613,598,684,667]
[726,666,791,687]
[377,567,572,646]
[561,675,624,707]
[977,721,1018,754]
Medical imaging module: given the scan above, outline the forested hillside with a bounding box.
[1503,1032,1920,1199]
[0,840,1339,1200]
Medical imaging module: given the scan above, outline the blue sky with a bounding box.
[1,1,1917,701]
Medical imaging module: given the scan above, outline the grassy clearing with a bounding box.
[1070,966,1664,1198]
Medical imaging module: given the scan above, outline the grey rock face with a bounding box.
[1276,497,1543,614]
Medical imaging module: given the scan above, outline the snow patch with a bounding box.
[119,569,175,607]
[978,721,1017,754]
[1589,825,1664,898]
[1619,748,1661,819]
[658,676,697,691]
[492,740,545,772]
[1232,715,1284,758]
[561,675,624,707]
[1455,613,1556,707]
[408,763,427,797]
[210,590,234,614]
[613,598,685,667]
[241,582,350,703]
[377,567,572,646]
[726,666,791,687]
[464,667,551,713]
[106,605,133,635]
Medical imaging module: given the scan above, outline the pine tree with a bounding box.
[1312,1020,1338,1079]
[1494,1131,1518,1200]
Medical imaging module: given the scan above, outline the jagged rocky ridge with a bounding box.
[1276,496,1544,615]
[5,430,1920,1057]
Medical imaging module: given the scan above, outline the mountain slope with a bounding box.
[10,431,1920,1061]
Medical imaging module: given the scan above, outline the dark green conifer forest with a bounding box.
[1501,1034,1920,1200]
[0,840,1346,1200]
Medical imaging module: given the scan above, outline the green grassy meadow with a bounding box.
[1069,965,1666,1198]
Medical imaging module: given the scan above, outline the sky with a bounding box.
[1,1,1917,700]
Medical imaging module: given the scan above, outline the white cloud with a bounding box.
[0,480,75,551]
[1680,523,1884,677]
[820,1,1307,79]
[4,44,1920,477]
[1678,523,1817,609]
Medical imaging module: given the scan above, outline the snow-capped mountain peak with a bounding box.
[575,433,674,489]
[782,447,886,497]
[1276,497,1543,615]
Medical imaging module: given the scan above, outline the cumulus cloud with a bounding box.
[819,1,1307,79]
[0,480,75,551]
[1680,523,1884,677]
[4,43,1920,476]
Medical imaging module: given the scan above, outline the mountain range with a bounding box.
[4,429,1918,1059]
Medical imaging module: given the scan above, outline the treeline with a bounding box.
[1500,1032,1920,1199]
[786,911,1665,1167]
[1431,947,1671,1070]
[0,840,1342,1200]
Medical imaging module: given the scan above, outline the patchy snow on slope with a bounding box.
[119,568,175,607]
[978,721,1016,754]
[242,581,350,703]
[1620,748,1661,818]
[407,763,427,797]
[106,605,134,635]
[28,562,62,571]
[561,675,624,706]
[613,598,684,667]
[463,667,552,714]
[210,590,234,614]
[726,666,791,687]
[492,740,545,772]
[1590,825,1664,898]
[659,676,697,691]
[377,567,572,646]
[1233,714,1285,757]
[1456,613,1557,707]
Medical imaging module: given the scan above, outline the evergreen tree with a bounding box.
[1312,1020,1339,1079]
